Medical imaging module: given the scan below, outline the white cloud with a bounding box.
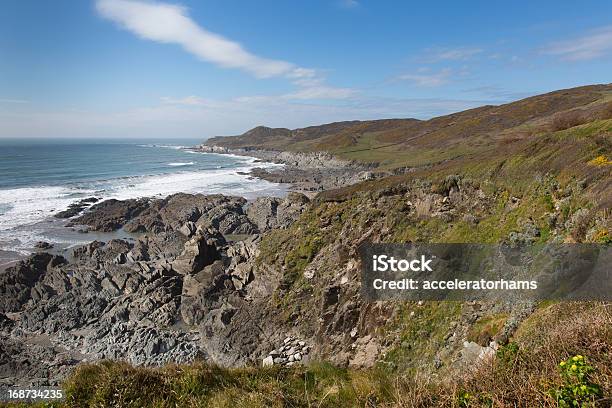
[543,26,612,61]
[96,0,294,78]
[418,47,483,63]
[96,0,355,100]
[396,68,452,87]
[160,95,207,106]
[284,86,356,100]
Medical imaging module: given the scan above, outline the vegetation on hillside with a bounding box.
[6,85,611,407]
[10,303,610,407]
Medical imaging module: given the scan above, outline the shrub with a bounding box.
[550,355,603,407]
[587,155,612,167]
[496,342,520,366]
[599,101,612,120]
[551,110,587,131]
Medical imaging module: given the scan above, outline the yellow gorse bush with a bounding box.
[587,155,612,166]
[551,355,602,407]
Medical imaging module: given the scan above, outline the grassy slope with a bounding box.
[10,86,612,408]
[208,84,612,207]
[207,85,612,162]
[18,304,611,407]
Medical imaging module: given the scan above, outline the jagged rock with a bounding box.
[0,253,54,313]
[193,200,257,235]
[114,253,127,265]
[230,263,253,290]
[34,241,53,250]
[179,221,197,237]
[70,198,149,231]
[172,229,224,275]
[72,240,105,260]
[180,260,229,325]
[246,192,309,232]
[120,193,257,235]
[126,240,150,263]
[54,197,101,219]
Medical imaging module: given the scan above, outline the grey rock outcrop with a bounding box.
[69,193,258,235]
[0,253,57,313]
[70,198,149,231]
[172,228,225,275]
[247,192,309,232]
[2,192,310,386]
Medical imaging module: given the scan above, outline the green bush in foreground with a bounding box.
[551,355,603,407]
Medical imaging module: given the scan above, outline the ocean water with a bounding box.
[0,138,285,261]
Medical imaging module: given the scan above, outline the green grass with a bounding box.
[381,301,462,374]
[8,303,608,408]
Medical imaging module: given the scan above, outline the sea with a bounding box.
[0,138,285,266]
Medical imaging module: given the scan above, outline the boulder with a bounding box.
[70,198,149,231]
[179,221,197,237]
[262,355,274,367]
[172,228,224,275]
[34,241,54,250]
[247,192,309,232]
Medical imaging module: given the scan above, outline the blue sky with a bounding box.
[1,0,612,139]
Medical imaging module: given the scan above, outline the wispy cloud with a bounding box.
[284,86,356,100]
[418,47,483,63]
[96,0,294,78]
[396,68,453,87]
[160,95,208,106]
[543,26,612,61]
[96,0,354,100]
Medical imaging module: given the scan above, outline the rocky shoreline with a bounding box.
[191,145,376,194]
[0,146,522,387]
[2,142,597,395]
[0,191,314,386]
[1,143,363,387]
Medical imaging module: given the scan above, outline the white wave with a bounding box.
[194,151,286,169]
[138,144,185,150]
[0,155,286,254]
[0,185,99,252]
[0,186,93,232]
[105,167,281,201]
[167,162,194,167]
[159,145,186,150]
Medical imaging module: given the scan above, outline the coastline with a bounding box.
[0,148,288,265]
[0,143,366,386]
[0,189,315,386]
[189,144,374,196]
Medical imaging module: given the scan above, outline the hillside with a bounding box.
[207,84,612,206]
[5,85,611,408]
[206,85,612,160]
